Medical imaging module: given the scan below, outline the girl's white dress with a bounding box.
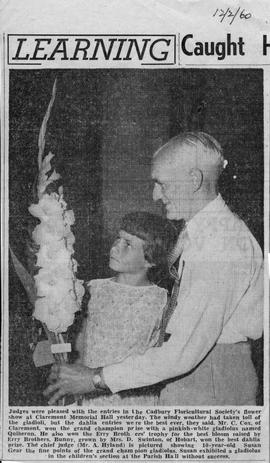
[82,278,167,406]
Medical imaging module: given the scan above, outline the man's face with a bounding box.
[109,230,150,275]
[151,149,193,220]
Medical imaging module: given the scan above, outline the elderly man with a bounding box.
[44,132,263,405]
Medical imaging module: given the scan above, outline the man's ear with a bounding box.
[190,168,203,192]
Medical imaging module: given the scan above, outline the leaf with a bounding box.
[9,248,37,306]
[37,78,57,170]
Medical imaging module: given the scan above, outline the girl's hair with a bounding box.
[120,211,179,284]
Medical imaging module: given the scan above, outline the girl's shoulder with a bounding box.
[142,284,167,306]
[85,278,113,296]
[85,278,111,288]
[146,284,167,296]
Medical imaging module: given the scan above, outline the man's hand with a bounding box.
[43,363,96,405]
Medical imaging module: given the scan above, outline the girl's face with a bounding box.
[109,230,151,275]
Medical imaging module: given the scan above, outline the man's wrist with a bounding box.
[92,367,109,392]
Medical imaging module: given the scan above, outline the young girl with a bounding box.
[77,211,177,406]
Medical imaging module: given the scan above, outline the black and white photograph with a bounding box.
[8,68,264,409]
[1,3,269,459]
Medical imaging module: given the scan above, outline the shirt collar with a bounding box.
[186,194,226,240]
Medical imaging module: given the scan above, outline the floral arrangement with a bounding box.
[11,79,84,365]
[29,169,84,334]
[30,80,84,339]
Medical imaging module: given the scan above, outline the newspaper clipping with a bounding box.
[1,0,269,462]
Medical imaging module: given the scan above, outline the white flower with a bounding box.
[65,231,75,253]
[32,219,66,244]
[34,272,71,300]
[74,279,85,305]
[32,224,54,245]
[64,210,75,226]
[51,247,72,266]
[49,264,74,279]
[34,293,80,333]
[36,241,66,267]
[29,194,63,221]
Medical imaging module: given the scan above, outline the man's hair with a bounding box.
[157,131,226,175]
[180,131,223,153]
[120,211,178,284]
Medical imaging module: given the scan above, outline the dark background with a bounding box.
[8,69,264,405]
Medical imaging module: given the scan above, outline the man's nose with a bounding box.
[153,183,162,202]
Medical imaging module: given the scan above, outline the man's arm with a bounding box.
[43,364,109,405]
[103,259,243,392]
